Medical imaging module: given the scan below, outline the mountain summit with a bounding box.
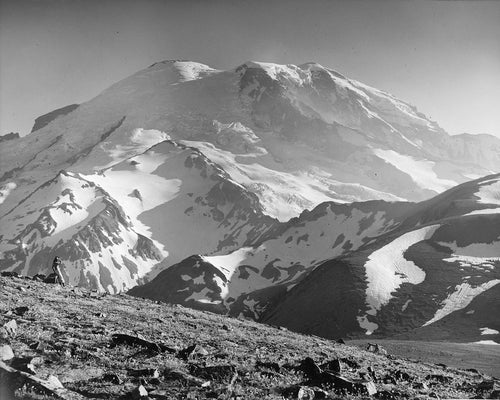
[1,60,499,335]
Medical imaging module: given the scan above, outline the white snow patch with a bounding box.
[439,240,500,268]
[373,149,456,193]
[472,340,500,345]
[480,327,499,335]
[364,225,439,316]
[357,316,378,336]
[204,248,253,280]
[423,280,500,326]
[185,287,220,304]
[0,182,16,205]
[401,299,412,312]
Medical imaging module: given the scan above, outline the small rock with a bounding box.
[413,382,429,390]
[321,359,341,374]
[394,369,412,382]
[297,386,315,400]
[366,343,387,355]
[46,375,64,389]
[29,341,46,351]
[300,357,322,379]
[367,366,377,382]
[17,286,26,292]
[130,385,148,399]
[341,357,360,370]
[383,375,397,384]
[312,387,329,399]
[10,357,37,375]
[102,373,122,384]
[3,320,17,338]
[222,324,231,331]
[314,372,377,396]
[44,273,60,284]
[336,338,346,344]
[128,368,160,378]
[32,274,46,281]
[177,343,209,360]
[13,306,29,316]
[0,344,14,361]
[148,377,161,386]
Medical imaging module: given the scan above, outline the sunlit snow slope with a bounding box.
[134,175,500,344]
[1,59,499,303]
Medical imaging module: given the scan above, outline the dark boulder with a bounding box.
[1,271,19,278]
[102,373,122,384]
[299,357,322,379]
[44,273,59,284]
[320,359,341,374]
[13,306,29,316]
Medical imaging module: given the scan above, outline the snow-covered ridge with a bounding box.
[1,56,499,344]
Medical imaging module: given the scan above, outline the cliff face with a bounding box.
[31,103,79,133]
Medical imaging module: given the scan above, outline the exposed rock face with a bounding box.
[262,174,500,341]
[0,140,276,292]
[133,174,500,342]
[31,104,79,133]
[0,132,20,143]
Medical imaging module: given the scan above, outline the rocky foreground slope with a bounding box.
[1,275,499,399]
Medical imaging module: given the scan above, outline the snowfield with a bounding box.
[373,149,456,193]
[359,225,440,334]
[440,240,500,269]
[423,280,500,327]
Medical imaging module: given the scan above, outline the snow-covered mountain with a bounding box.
[1,59,499,317]
[132,174,500,343]
[0,135,276,291]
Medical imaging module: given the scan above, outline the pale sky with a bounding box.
[1,0,499,137]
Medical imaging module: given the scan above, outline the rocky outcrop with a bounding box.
[0,132,20,142]
[31,104,79,133]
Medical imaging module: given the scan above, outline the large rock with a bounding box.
[3,320,17,338]
[0,344,14,361]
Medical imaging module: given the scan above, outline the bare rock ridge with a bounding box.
[131,173,500,342]
[0,132,20,143]
[30,103,79,133]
